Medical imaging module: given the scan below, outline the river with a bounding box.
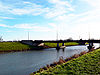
[0,44,99,75]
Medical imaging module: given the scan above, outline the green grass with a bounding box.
[0,42,34,51]
[0,42,78,52]
[44,42,79,47]
[32,49,100,75]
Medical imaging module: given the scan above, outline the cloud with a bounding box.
[23,2,31,4]
[13,24,37,29]
[0,1,48,16]
[32,26,52,32]
[48,0,71,7]
[83,0,100,8]
[66,0,100,39]
[1,0,100,40]
[0,23,34,29]
[0,0,74,18]
[0,16,15,19]
[45,0,74,18]
[0,24,10,27]
[73,0,100,25]
[6,30,13,32]
[0,23,53,32]
[13,23,56,32]
[45,0,100,39]
[49,23,57,28]
[9,3,49,16]
[0,2,11,13]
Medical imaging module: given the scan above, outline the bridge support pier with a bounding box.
[87,42,94,50]
[56,42,66,50]
[62,42,64,46]
[56,43,60,50]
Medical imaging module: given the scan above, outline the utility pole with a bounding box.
[0,36,3,42]
[88,25,90,40]
[56,26,58,40]
[28,31,29,40]
[79,35,80,40]
[56,30,58,40]
[89,31,90,40]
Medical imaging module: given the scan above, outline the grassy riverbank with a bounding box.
[31,49,100,75]
[44,42,79,48]
[0,42,34,52]
[0,42,79,52]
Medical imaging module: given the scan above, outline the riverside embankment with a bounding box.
[31,46,100,75]
[0,42,35,52]
[0,42,79,52]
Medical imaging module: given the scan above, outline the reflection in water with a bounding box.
[56,49,65,59]
[62,48,65,52]
[57,49,59,59]
[57,48,67,59]
[62,48,65,59]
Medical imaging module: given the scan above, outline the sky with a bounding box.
[0,0,100,41]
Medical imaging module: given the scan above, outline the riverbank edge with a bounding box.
[0,45,79,53]
[30,47,100,75]
[0,47,44,53]
[0,45,81,53]
[0,42,44,53]
[0,42,79,53]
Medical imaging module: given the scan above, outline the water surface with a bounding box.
[0,45,90,75]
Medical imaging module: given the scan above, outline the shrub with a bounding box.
[73,54,80,58]
[80,51,87,55]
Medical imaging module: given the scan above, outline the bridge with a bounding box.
[21,39,100,44]
[21,39,100,45]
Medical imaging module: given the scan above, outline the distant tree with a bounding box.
[90,38,94,40]
[88,38,95,40]
[80,38,82,40]
[67,37,73,41]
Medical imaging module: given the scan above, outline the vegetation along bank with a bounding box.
[0,42,79,52]
[44,42,79,48]
[31,49,100,75]
[0,42,36,52]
